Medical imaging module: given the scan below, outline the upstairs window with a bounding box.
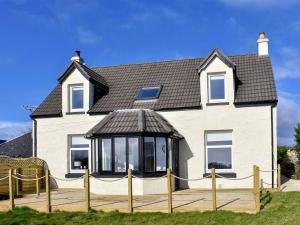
[136,86,161,100]
[208,75,226,103]
[70,85,84,112]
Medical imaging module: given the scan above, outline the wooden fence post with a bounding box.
[45,170,51,213]
[9,169,15,210]
[212,168,217,211]
[167,168,173,214]
[36,168,40,196]
[128,169,133,213]
[85,169,90,212]
[277,164,281,191]
[253,165,260,213]
[14,169,19,197]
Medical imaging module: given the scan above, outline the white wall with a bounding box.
[62,68,92,114]
[35,56,277,194]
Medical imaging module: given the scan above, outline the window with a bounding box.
[128,137,139,171]
[114,137,126,172]
[70,135,90,173]
[144,137,155,172]
[156,137,166,171]
[208,75,226,102]
[136,87,161,100]
[102,139,112,171]
[144,137,167,172]
[205,131,232,171]
[99,136,167,174]
[70,85,84,112]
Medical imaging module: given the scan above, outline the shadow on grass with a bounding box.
[260,190,272,210]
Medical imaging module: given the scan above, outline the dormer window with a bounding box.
[70,84,84,112]
[208,74,226,103]
[136,86,161,100]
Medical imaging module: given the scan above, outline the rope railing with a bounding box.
[15,173,37,177]
[132,174,167,180]
[50,175,84,181]
[90,175,128,182]
[261,181,273,186]
[172,174,211,181]
[215,174,254,180]
[0,175,9,181]
[12,175,45,181]
[259,169,277,173]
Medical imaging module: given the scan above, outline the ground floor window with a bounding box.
[98,136,168,174]
[144,137,167,172]
[205,131,232,171]
[69,135,90,173]
[99,136,140,173]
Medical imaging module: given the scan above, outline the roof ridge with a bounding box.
[90,53,259,70]
[91,57,203,69]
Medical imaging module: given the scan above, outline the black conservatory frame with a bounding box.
[94,133,176,177]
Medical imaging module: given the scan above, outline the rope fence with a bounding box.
[0,176,9,181]
[12,175,46,182]
[0,164,281,214]
[91,175,128,182]
[215,174,254,180]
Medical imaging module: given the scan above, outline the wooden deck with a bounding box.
[0,188,256,213]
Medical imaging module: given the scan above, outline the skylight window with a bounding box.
[136,86,162,100]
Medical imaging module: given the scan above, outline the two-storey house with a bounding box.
[31,32,277,195]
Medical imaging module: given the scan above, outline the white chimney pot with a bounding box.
[71,50,85,64]
[257,32,269,56]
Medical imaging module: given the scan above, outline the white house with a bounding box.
[31,32,277,195]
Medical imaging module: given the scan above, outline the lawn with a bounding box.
[0,192,299,225]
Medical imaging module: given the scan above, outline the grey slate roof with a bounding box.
[0,132,32,158]
[31,53,277,118]
[31,85,62,118]
[86,109,182,138]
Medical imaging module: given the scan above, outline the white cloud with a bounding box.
[219,0,300,8]
[77,26,102,45]
[277,95,300,146]
[274,47,300,79]
[0,121,31,141]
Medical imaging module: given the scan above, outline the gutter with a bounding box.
[33,119,37,157]
[271,104,275,188]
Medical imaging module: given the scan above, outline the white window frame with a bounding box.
[69,135,90,173]
[205,131,233,173]
[70,85,84,112]
[208,74,227,103]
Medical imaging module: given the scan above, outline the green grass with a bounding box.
[0,192,300,225]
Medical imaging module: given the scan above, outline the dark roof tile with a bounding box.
[0,132,32,157]
[31,53,277,117]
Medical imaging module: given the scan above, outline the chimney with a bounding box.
[257,32,269,56]
[71,50,85,64]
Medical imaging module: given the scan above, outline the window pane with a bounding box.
[114,138,126,172]
[102,139,112,171]
[207,147,232,169]
[71,136,89,148]
[128,138,139,171]
[210,77,225,100]
[137,87,160,100]
[72,86,83,109]
[144,137,155,172]
[156,137,166,171]
[71,150,88,170]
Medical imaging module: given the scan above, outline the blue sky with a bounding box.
[0,0,300,146]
